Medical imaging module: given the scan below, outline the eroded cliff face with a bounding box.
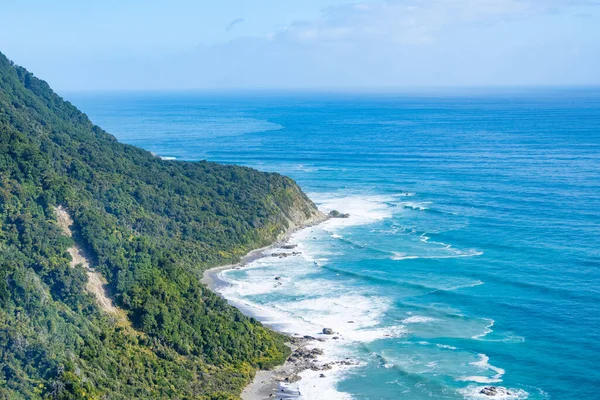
[55,206,130,324]
[273,185,327,237]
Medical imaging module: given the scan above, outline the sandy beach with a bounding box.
[201,244,325,400]
[200,215,360,400]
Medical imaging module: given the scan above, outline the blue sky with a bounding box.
[1,0,599,90]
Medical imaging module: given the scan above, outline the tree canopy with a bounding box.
[0,51,321,399]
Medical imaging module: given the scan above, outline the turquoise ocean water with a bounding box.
[70,89,600,399]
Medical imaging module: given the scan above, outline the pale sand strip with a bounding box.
[201,217,332,400]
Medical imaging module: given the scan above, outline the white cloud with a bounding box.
[268,0,599,45]
[42,0,600,90]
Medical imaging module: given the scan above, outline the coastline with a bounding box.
[200,212,327,289]
[201,215,349,400]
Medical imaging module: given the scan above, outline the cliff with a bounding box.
[0,51,324,399]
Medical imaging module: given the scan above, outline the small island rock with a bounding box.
[328,210,350,218]
[479,386,512,397]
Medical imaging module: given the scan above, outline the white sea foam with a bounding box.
[436,344,458,350]
[215,192,509,399]
[457,354,505,384]
[298,365,355,400]
[308,193,395,229]
[440,280,485,291]
[392,228,484,261]
[401,315,438,324]
[216,223,405,399]
[458,375,503,384]
[472,319,495,340]
[459,385,529,399]
[215,290,362,399]
[390,252,421,260]
[277,294,406,343]
[390,247,483,261]
[399,201,431,211]
[390,251,483,261]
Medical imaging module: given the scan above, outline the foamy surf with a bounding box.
[215,195,408,399]
[401,315,439,324]
[390,250,484,261]
[308,192,395,228]
[472,319,495,340]
[217,277,364,399]
[215,192,517,399]
[459,385,530,399]
[457,354,505,384]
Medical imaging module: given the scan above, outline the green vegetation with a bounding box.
[0,51,322,399]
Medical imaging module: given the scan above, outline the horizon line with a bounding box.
[60,84,600,96]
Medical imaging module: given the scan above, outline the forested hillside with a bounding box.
[0,51,323,399]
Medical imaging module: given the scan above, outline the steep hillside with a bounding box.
[0,51,323,399]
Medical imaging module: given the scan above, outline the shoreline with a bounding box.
[200,213,327,289]
[201,215,352,400]
[200,244,274,290]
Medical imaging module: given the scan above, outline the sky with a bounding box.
[1,0,599,91]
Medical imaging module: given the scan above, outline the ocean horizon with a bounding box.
[70,88,600,399]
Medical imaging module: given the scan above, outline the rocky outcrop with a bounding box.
[480,386,512,396]
[328,210,350,218]
[271,251,301,259]
[322,328,334,335]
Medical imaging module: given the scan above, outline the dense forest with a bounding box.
[0,51,323,399]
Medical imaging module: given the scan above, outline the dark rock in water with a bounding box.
[303,335,316,340]
[329,210,350,218]
[480,387,497,396]
[347,321,355,323]
[332,336,339,340]
[274,276,281,280]
[480,386,512,396]
[273,251,301,258]
[319,373,326,378]
[281,244,297,249]
[322,328,334,335]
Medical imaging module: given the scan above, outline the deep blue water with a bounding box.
[69,89,600,399]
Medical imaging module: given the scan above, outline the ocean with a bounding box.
[69,88,600,399]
